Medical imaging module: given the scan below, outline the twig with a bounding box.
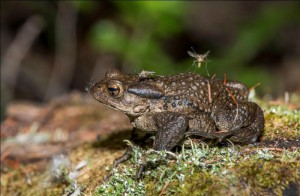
[244,147,284,152]
[215,130,229,133]
[45,2,78,101]
[159,181,170,196]
[225,87,239,125]
[225,88,238,106]
[207,81,212,104]
[223,73,227,85]
[3,158,20,169]
[1,15,44,102]
[204,157,223,164]
[284,92,289,104]
[0,149,11,161]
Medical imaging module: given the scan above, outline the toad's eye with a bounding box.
[107,80,124,98]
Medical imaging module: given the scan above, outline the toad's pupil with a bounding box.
[108,86,120,96]
[108,87,118,92]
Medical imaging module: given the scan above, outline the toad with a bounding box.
[89,70,264,178]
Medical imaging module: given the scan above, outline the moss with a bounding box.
[175,159,300,196]
[263,102,299,136]
[235,160,300,195]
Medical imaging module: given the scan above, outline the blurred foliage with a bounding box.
[69,1,97,13]
[88,1,187,74]
[84,2,300,93]
[216,2,300,88]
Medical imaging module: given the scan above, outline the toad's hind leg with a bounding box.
[212,102,264,144]
[227,103,264,144]
[185,113,217,139]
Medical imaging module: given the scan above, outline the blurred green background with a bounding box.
[1,1,300,120]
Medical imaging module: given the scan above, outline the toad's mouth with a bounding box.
[93,93,109,105]
[92,92,127,112]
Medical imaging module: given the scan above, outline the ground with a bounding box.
[1,91,299,195]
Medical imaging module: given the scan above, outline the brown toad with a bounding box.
[89,70,264,178]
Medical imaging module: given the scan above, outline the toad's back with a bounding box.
[154,73,209,100]
[141,72,248,117]
[142,73,210,115]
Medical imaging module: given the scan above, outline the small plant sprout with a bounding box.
[187,48,210,76]
[248,83,261,101]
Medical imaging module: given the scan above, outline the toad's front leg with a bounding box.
[153,112,189,150]
[136,112,189,180]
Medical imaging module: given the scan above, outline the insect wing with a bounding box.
[187,51,198,58]
[203,51,210,58]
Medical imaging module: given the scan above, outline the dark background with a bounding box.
[1,1,300,120]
